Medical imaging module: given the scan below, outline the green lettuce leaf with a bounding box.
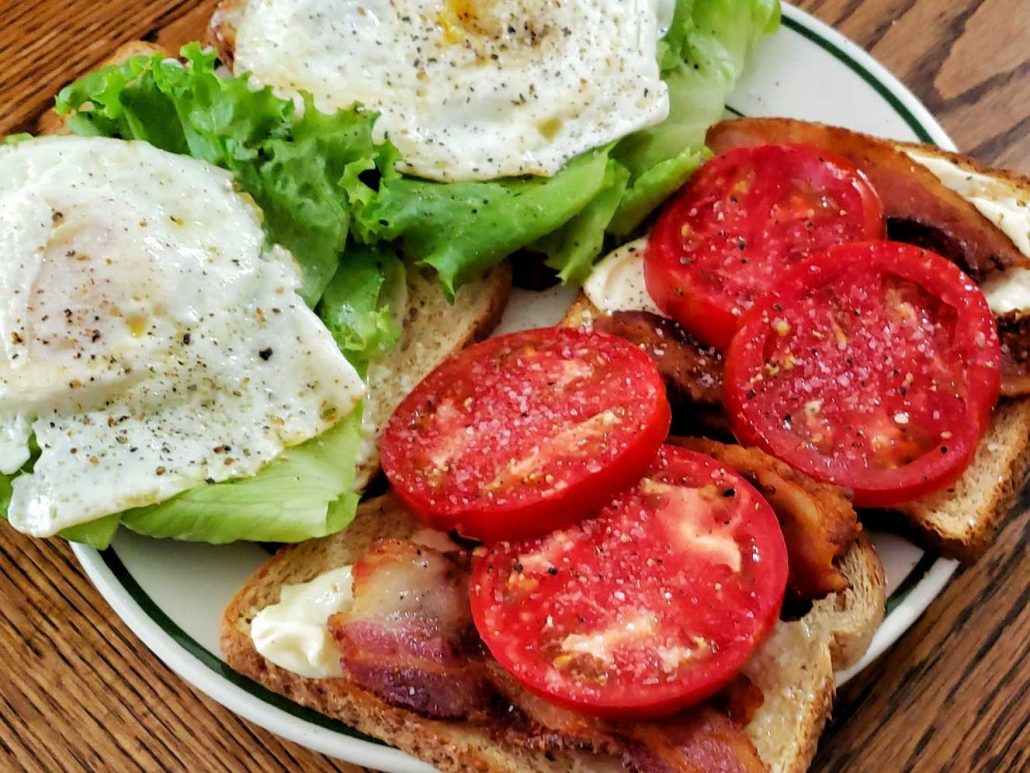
[318,244,406,376]
[60,514,123,550]
[54,44,386,305]
[1,407,364,548]
[353,148,612,295]
[119,406,365,543]
[533,160,630,285]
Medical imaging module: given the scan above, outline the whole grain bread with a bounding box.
[221,492,885,773]
[221,493,601,773]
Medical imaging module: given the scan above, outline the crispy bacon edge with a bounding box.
[672,437,860,599]
[486,658,767,773]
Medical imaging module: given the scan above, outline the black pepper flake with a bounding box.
[259,347,273,361]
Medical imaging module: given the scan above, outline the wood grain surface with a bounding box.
[0,1,1027,771]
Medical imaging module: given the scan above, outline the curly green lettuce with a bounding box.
[317,244,406,377]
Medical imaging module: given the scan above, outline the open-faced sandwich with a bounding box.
[219,80,1030,773]
[5,0,1029,770]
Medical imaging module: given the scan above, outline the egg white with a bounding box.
[0,136,364,537]
[232,0,671,181]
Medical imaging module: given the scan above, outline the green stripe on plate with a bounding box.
[885,551,940,616]
[781,15,936,145]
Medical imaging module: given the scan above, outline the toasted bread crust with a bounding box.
[221,484,885,773]
[815,531,886,670]
[889,398,1030,560]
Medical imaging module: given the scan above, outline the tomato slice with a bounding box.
[470,445,788,720]
[380,327,671,542]
[645,144,884,349]
[724,241,1001,507]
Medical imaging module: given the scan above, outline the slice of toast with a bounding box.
[565,291,1030,562]
[221,492,885,773]
[222,494,595,773]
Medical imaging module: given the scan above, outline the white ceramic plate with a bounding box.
[73,5,961,770]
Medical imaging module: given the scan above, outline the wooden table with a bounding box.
[0,1,1026,770]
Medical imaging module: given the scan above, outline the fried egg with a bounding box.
[232,0,673,181]
[0,136,364,537]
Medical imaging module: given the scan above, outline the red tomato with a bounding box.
[645,144,884,349]
[380,327,671,542]
[470,445,788,720]
[724,241,1001,507]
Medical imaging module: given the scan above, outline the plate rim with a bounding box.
[71,3,963,768]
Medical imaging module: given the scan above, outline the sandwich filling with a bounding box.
[0,136,364,536]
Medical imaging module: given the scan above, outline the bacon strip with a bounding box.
[620,708,767,773]
[673,437,859,599]
[706,118,1028,279]
[593,311,724,406]
[997,311,1030,396]
[592,311,728,434]
[326,539,492,720]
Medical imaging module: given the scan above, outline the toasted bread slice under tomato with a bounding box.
[221,491,885,773]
